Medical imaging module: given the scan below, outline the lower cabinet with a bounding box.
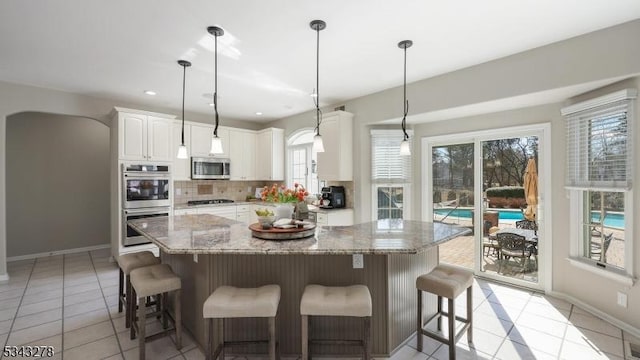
[315,209,354,226]
[236,204,251,224]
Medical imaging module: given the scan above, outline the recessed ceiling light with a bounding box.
[255,112,263,116]
[144,90,157,96]
[209,103,215,107]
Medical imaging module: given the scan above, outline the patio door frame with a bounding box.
[422,123,552,292]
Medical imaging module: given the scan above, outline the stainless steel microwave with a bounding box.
[191,157,230,180]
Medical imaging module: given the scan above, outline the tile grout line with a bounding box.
[0,259,37,360]
[88,251,125,359]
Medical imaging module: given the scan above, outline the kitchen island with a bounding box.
[128,214,470,356]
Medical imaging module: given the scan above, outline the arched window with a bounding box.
[287,129,320,195]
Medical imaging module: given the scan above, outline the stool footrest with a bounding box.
[310,339,364,346]
[419,312,471,344]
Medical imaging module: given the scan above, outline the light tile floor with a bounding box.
[0,249,637,359]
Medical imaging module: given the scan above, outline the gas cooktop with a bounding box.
[187,199,235,205]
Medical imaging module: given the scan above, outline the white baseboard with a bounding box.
[548,290,640,339]
[7,244,111,262]
[0,273,9,283]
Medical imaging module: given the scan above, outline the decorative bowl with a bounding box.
[258,215,276,228]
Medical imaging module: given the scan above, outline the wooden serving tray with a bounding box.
[249,223,316,240]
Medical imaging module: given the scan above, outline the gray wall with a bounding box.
[6,112,110,257]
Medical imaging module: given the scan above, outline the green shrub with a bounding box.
[486,186,524,198]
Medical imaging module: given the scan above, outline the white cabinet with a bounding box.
[116,110,174,162]
[171,121,192,181]
[197,205,237,220]
[256,128,284,181]
[174,208,197,216]
[317,111,354,181]
[236,204,251,224]
[229,129,257,180]
[191,124,230,158]
[314,208,354,226]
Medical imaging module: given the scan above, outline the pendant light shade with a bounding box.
[207,25,225,155]
[177,60,191,159]
[310,19,326,153]
[398,40,412,156]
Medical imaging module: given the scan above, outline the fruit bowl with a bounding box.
[257,215,276,228]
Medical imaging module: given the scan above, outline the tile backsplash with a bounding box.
[174,180,269,204]
[174,180,355,208]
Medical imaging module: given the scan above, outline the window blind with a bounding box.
[564,94,634,190]
[371,130,412,183]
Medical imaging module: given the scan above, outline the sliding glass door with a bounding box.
[425,127,546,289]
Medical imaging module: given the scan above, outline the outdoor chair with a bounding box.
[516,219,538,257]
[496,232,531,274]
[482,221,500,258]
[590,233,613,262]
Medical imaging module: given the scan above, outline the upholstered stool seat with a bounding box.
[203,285,281,360]
[416,264,474,360]
[117,251,160,328]
[130,264,182,360]
[300,285,372,360]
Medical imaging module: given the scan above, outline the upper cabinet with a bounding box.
[191,124,230,158]
[229,129,256,180]
[114,108,175,162]
[317,111,354,181]
[256,128,284,181]
[171,121,192,181]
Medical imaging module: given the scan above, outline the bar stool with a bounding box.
[203,285,281,360]
[117,251,160,328]
[300,284,372,360]
[416,264,473,360]
[129,264,182,360]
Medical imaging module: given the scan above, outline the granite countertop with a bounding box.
[128,214,471,255]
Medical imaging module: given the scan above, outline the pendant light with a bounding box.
[176,60,191,159]
[310,20,326,153]
[398,40,412,156]
[207,26,225,155]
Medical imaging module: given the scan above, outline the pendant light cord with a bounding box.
[213,32,219,137]
[181,64,186,145]
[402,45,409,141]
[314,24,322,135]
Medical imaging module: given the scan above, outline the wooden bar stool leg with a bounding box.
[268,316,276,360]
[118,269,124,313]
[175,289,182,350]
[126,277,132,328]
[448,298,455,360]
[130,287,137,340]
[138,295,146,360]
[219,318,225,360]
[161,293,168,330]
[301,315,309,360]
[437,295,443,331]
[204,318,212,360]
[467,286,473,342]
[363,317,371,360]
[416,290,423,352]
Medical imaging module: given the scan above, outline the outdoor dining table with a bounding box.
[494,227,538,243]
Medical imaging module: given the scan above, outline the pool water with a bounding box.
[434,208,624,228]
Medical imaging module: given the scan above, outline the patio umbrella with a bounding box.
[523,158,538,221]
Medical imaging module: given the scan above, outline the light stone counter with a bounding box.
[127,214,470,356]
[127,214,470,255]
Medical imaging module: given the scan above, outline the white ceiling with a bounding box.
[1,1,639,123]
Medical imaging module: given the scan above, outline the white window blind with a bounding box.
[563,90,636,190]
[371,130,412,183]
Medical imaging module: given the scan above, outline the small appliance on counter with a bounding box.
[320,186,346,209]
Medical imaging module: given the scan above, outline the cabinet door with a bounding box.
[174,208,197,216]
[190,124,214,157]
[147,116,172,162]
[197,205,236,220]
[244,132,257,180]
[191,125,231,158]
[119,113,147,160]
[171,122,191,180]
[256,131,271,180]
[229,130,245,180]
[317,115,339,180]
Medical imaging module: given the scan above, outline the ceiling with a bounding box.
[1,1,639,123]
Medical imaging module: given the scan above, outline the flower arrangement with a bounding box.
[260,183,309,203]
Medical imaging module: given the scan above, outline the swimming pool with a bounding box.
[433,208,624,228]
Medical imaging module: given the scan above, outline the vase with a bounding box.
[275,203,295,221]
